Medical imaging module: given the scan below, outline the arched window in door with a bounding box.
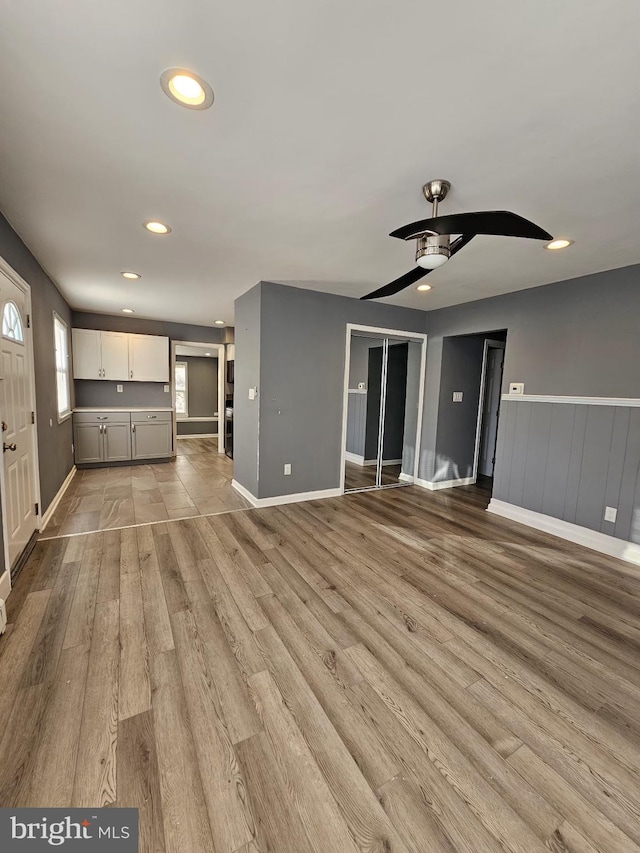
[2,300,24,343]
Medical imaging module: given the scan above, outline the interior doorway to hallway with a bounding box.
[340,324,426,494]
[475,339,506,480]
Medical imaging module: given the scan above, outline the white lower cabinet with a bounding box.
[73,411,171,464]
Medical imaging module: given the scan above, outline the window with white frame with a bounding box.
[175,362,188,417]
[54,313,71,420]
[2,300,25,342]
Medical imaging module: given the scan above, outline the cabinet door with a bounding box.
[103,422,132,462]
[73,423,103,463]
[100,332,130,381]
[131,421,172,459]
[128,335,169,382]
[72,329,102,379]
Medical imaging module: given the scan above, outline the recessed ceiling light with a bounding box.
[416,283,432,292]
[545,238,573,250]
[160,68,214,110]
[122,308,135,314]
[214,320,225,325]
[121,271,141,280]
[143,220,171,234]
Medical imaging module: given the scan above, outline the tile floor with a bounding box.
[41,437,250,538]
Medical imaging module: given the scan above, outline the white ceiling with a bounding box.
[0,1,639,326]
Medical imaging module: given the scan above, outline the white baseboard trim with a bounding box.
[398,472,414,483]
[344,453,402,468]
[232,480,342,509]
[413,475,476,491]
[40,466,77,531]
[487,499,640,565]
[176,433,218,439]
[0,570,11,604]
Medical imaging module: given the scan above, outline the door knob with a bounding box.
[3,442,17,453]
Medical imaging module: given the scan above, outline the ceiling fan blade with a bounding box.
[360,234,475,300]
[390,210,552,242]
[360,266,431,300]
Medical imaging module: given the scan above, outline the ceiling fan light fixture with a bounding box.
[416,234,450,269]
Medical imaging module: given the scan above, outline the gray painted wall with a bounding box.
[234,281,427,499]
[233,285,261,496]
[181,356,218,417]
[402,341,422,477]
[421,265,640,482]
[175,355,218,437]
[346,393,367,456]
[177,420,218,436]
[72,311,229,344]
[494,401,640,544]
[75,381,171,408]
[0,213,74,546]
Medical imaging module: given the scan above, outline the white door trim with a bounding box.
[340,324,427,495]
[0,254,42,588]
[170,341,226,455]
[472,339,506,484]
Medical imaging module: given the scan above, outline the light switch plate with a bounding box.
[604,506,617,523]
[249,387,256,400]
[163,385,170,393]
[284,463,291,475]
[452,391,463,402]
[509,382,525,395]
[116,384,123,393]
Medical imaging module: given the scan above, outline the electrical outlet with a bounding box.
[116,384,123,393]
[452,391,463,402]
[509,382,525,395]
[284,463,292,475]
[604,506,617,523]
[163,384,170,393]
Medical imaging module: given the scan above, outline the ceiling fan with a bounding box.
[361,179,553,300]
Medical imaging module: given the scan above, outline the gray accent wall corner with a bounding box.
[233,284,262,497]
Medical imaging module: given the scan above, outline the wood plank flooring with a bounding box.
[2,482,640,852]
[41,437,249,537]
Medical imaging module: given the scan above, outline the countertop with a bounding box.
[73,407,174,413]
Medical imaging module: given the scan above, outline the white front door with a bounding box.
[0,268,38,572]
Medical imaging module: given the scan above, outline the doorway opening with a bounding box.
[340,325,426,494]
[170,341,226,456]
[474,338,506,486]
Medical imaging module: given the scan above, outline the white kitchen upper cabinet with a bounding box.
[72,329,102,379]
[128,334,169,382]
[100,332,130,381]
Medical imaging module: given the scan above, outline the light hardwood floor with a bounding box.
[2,482,640,852]
[41,437,249,537]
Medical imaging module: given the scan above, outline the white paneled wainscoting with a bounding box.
[490,395,640,565]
